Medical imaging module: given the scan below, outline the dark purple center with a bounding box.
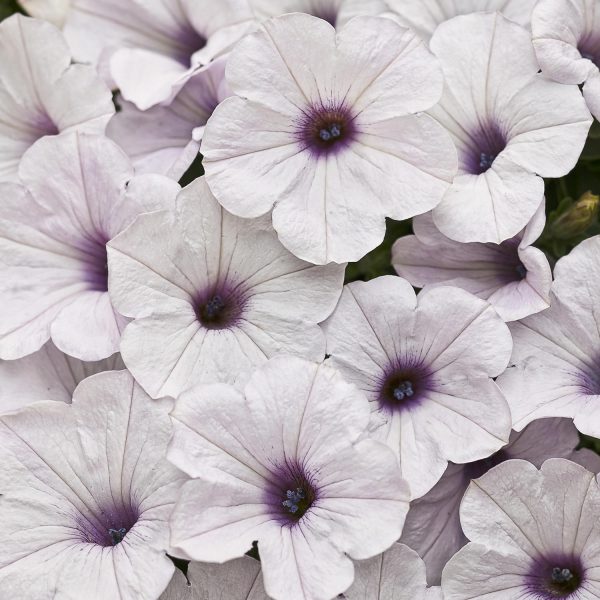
[379,362,431,413]
[578,34,600,66]
[82,238,109,292]
[173,26,207,65]
[195,286,246,330]
[76,502,139,547]
[298,103,356,156]
[527,555,584,598]
[465,122,507,175]
[312,7,338,26]
[265,462,318,525]
[515,263,527,280]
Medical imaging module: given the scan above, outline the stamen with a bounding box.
[479,152,496,171]
[515,264,527,280]
[203,295,225,320]
[552,568,574,583]
[282,488,306,514]
[319,123,342,142]
[108,527,127,545]
[393,380,414,401]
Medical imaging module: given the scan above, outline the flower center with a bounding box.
[312,8,337,26]
[195,288,245,330]
[547,566,581,596]
[466,122,507,175]
[299,104,356,156]
[529,558,584,599]
[578,35,600,67]
[84,239,109,292]
[268,462,318,525]
[515,263,527,280]
[393,380,414,401]
[282,487,312,517]
[379,364,429,412]
[108,527,128,546]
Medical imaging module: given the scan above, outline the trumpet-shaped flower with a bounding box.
[108,57,230,180]
[323,276,512,498]
[533,0,600,121]
[401,418,600,586]
[428,12,591,244]
[107,177,344,398]
[63,0,255,109]
[0,132,179,361]
[0,369,186,600]
[168,356,409,600]
[0,15,113,182]
[498,235,600,438]
[202,13,457,265]
[392,205,552,321]
[442,459,600,600]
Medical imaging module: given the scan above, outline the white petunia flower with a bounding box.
[533,0,600,121]
[428,12,591,244]
[0,369,186,600]
[0,132,180,361]
[497,235,600,438]
[0,14,113,182]
[107,177,345,399]
[323,276,513,499]
[202,13,457,265]
[392,204,552,321]
[0,341,123,414]
[249,0,387,25]
[441,459,600,599]
[401,418,600,586]
[343,543,442,600]
[385,0,536,41]
[107,57,230,180]
[160,557,267,599]
[168,356,410,600]
[63,0,255,109]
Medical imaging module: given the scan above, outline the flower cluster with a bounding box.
[2,1,600,599]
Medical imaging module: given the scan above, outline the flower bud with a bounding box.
[550,191,599,240]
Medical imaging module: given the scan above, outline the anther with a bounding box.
[393,381,414,401]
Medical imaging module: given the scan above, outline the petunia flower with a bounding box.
[0,341,123,414]
[160,557,266,599]
[385,0,536,41]
[107,177,344,399]
[427,12,591,244]
[441,459,600,599]
[400,418,600,586]
[202,13,457,265]
[63,0,255,109]
[0,14,113,182]
[343,543,442,600]
[248,0,387,26]
[107,57,230,180]
[392,204,552,322]
[532,0,600,121]
[168,356,410,600]
[323,275,513,499]
[497,235,600,438]
[0,132,180,361]
[0,369,186,600]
